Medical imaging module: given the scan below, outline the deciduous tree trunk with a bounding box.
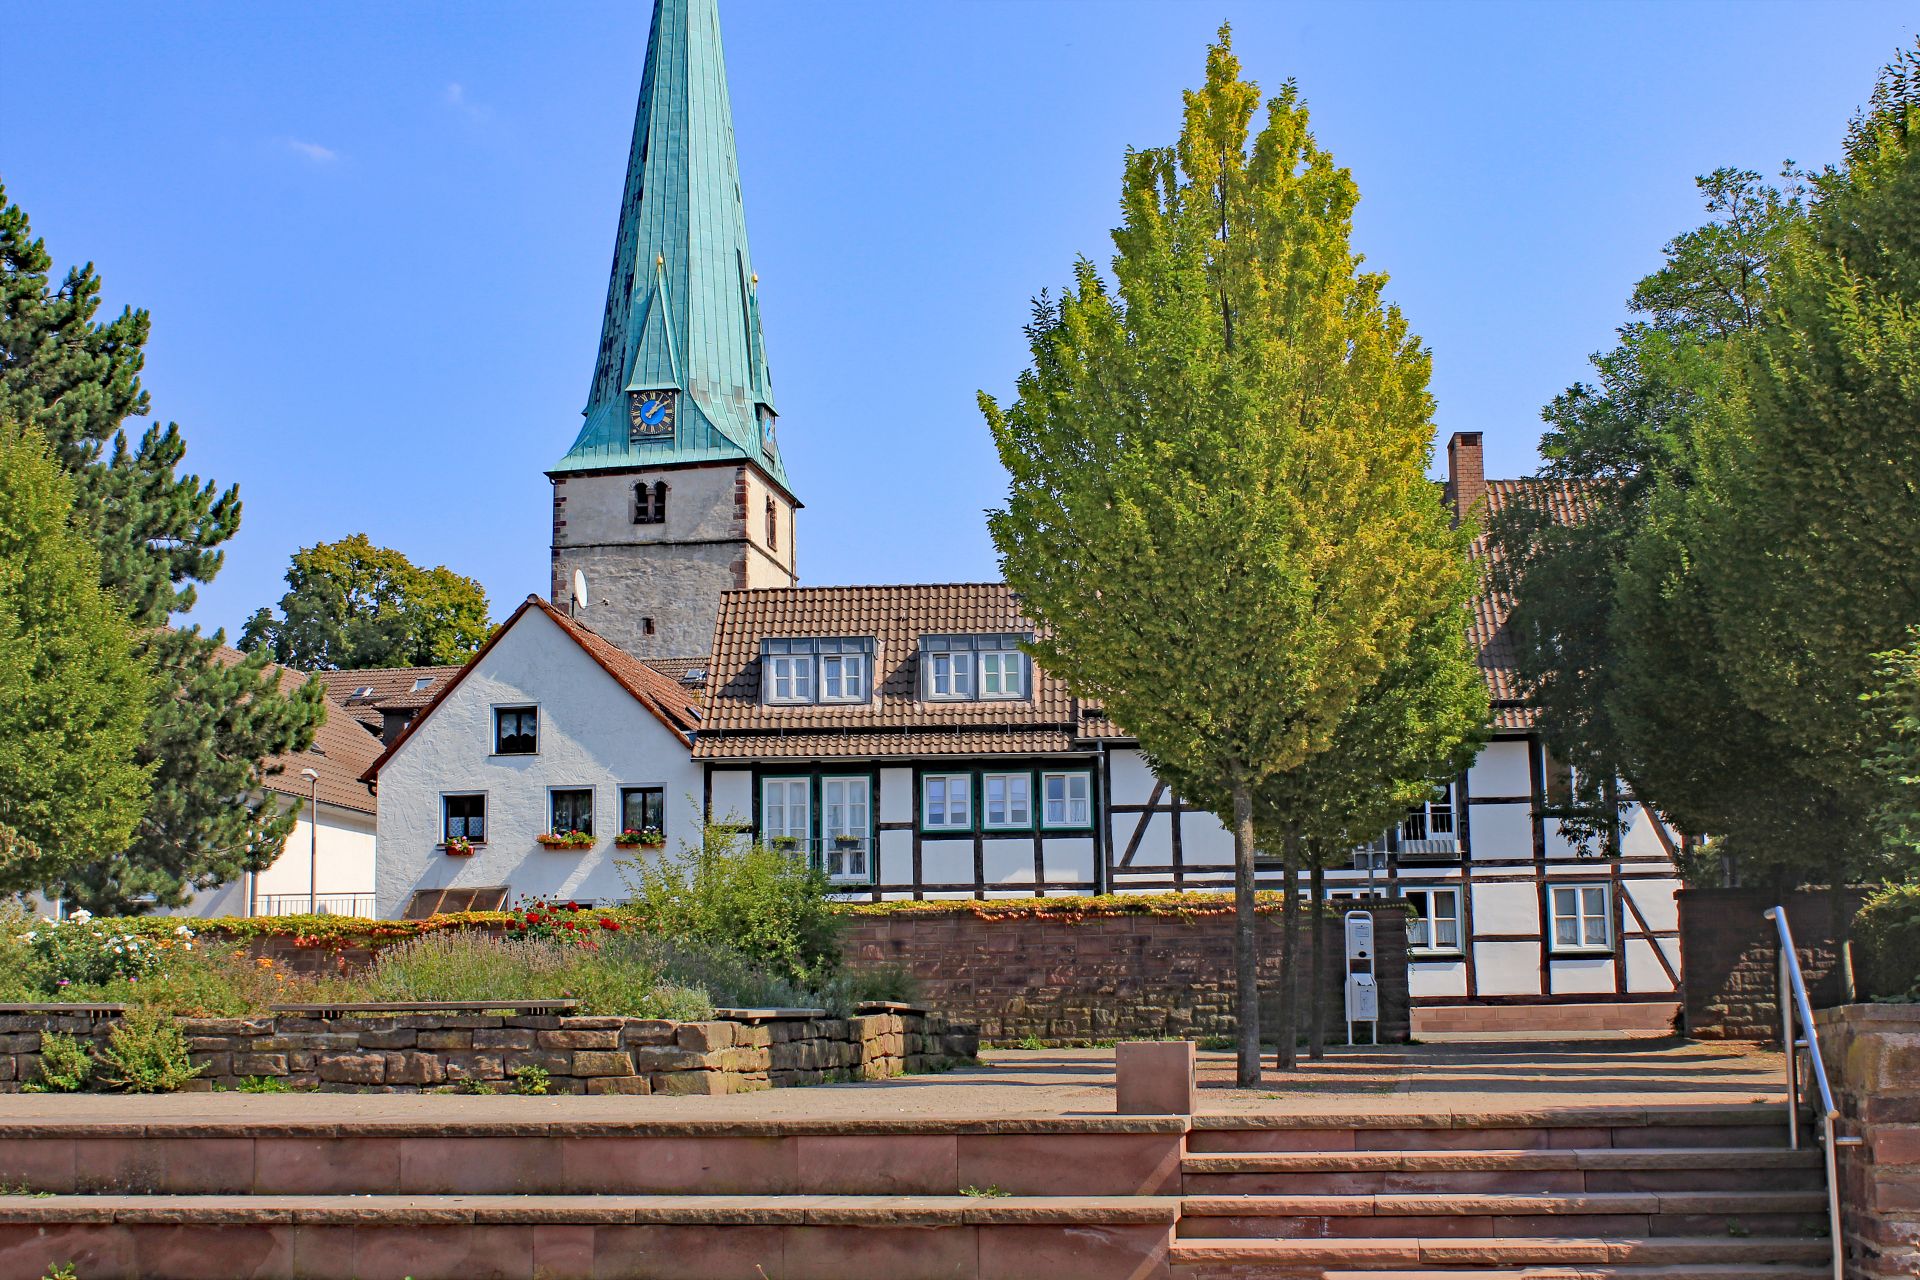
[1274,826,1302,1071]
[1310,859,1327,1061]
[1232,778,1261,1088]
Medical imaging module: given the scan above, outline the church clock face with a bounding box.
[629,390,676,442]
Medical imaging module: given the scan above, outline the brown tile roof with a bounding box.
[1472,477,1597,730]
[312,665,461,721]
[706,728,1085,760]
[642,656,712,691]
[361,597,700,782]
[209,647,380,815]
[694,583,1089,760]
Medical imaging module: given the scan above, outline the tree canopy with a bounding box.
[0,183,326,911]
[982,28,1476,1081]
[0,423,153,893]
[241,533,491,670]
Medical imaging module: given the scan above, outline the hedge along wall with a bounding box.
[837,895,1411,1046]
[1678,886,1871,1040]
[0,1008,978,1096]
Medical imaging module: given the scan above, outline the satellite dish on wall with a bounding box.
[571,569,588,616]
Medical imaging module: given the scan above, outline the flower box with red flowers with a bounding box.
[443,836,477,857]
[535,830,595,850]
[613,827,665,849]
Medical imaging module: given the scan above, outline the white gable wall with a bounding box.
[374,608,701,916]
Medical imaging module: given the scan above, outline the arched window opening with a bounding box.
[634,480,668,525]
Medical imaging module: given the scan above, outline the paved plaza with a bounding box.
[0,1037,1788,1126]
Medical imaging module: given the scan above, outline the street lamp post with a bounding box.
[300,767,320,914]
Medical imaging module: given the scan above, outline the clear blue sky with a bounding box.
[4,1,1914,642]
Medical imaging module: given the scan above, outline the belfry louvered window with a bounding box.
[634,481,668,525]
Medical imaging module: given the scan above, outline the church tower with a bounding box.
[549,0,798,659]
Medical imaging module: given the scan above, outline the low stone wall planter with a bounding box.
[0,1007,979,1096]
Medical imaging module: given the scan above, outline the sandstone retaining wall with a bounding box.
[1680,887,1869,1039]
[840,905,1409,1045]
[0,1008,977,1096]
[1815,1003,1920,1279]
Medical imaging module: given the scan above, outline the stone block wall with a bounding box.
[0,1009,978,1096]
[840,905,1409,1045]
[1680,887,1869,1039]
[1815,1004,1920,1279]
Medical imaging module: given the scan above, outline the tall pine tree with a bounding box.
[983,30,1471,1084]
[0,182,326,911]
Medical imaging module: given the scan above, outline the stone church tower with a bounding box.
[549,0,798,659]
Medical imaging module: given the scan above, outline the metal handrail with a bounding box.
[1765,904,1863,1280]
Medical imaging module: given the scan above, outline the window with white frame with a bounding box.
[925,650,974,699]
[922,773,972,830]
[822,776,871,882]
[1403,887,1462,952]
[765,653,814,703]
[1041,771,1090,828]
[762,778,811,851]
[1549,883,1613,951]
[982,772,1031,829]
[819,652,866,702]
[919,635,1031,702]
[761,638,872,705]
[979,648,1025,699]
[1399,782,1458,855]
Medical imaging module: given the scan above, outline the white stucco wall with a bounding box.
[168,797,376,919]
[373,608,702,917]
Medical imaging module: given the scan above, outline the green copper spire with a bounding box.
[553,0,790,491]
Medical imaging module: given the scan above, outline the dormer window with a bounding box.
[921,635,1030,702]
[761,638,874,705]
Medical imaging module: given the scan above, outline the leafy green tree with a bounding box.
[982,30,1470,1084]
[0,423,152,892]
[1488,169,1801,863]
[241,533,491,669]
[1679,43,1920,884]
[54,634,330,914]
[1163,608,1485,1065]
[0,183,327,911]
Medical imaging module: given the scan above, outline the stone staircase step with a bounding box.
[1167,1236,1833,1277]
[1181,1148,1824,1196]
[1311,1270,1830,1280]
[0,1194,1182,1280]
[1175,1189,1827,1239]
[1186,1106,1791,1155]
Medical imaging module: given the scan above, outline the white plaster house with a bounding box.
[363,597,704,918]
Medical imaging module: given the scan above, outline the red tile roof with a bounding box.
[361,597,700,782]
[1473,478,1596,731]
[694,583,1087,760]
[209,647,380,815]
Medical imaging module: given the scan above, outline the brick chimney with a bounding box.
[1445,431,1486,526]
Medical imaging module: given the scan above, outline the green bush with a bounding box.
[1854,883,1920,999]
[510,1063,551,1096]
[62,940,287,1016]
[336,931,715,1020]
[96,1006,200,1093]
[622,824,842,989]
[31,1032,91,1092]
[21,912,190,987]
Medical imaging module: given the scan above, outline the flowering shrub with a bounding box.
[535,830,595,849]
[23,912,195,987]
[504,898,625,947]
[613,827,665,848]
